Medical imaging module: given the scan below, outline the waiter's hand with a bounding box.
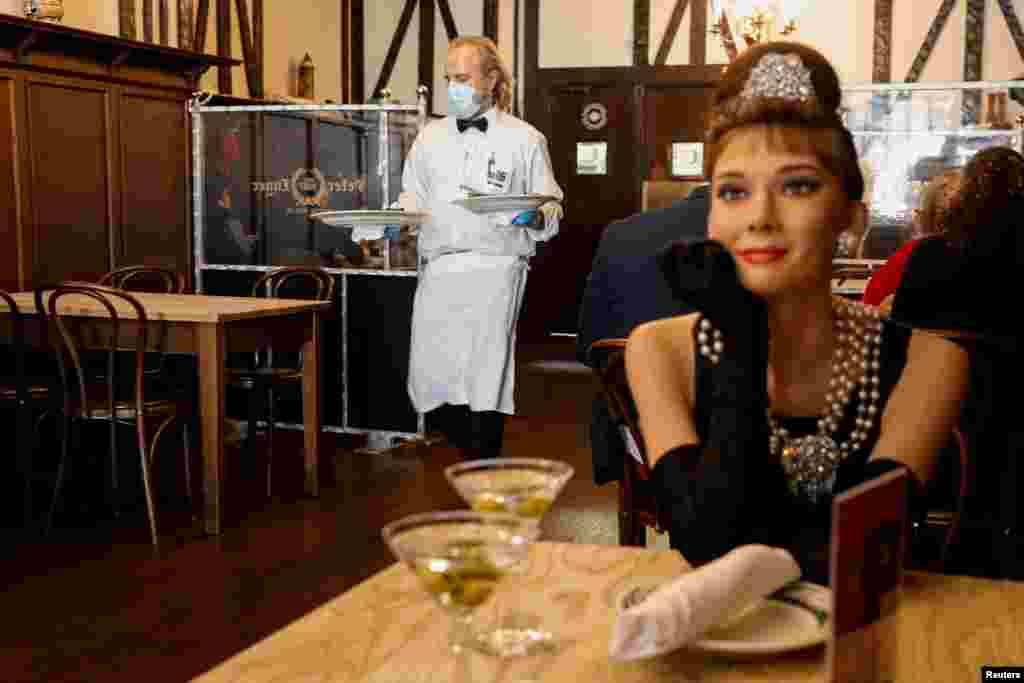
[511,201,563,230]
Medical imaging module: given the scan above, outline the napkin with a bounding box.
[609,544,801,661]
[351,225,385,242]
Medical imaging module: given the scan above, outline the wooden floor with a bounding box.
[0,338,621,683]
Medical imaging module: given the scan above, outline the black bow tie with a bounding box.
[457,117,488,134]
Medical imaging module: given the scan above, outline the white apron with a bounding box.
[408,252,529,415]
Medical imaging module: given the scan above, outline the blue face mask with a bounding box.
[448,82,483,120]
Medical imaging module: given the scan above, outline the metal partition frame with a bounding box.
[189,98,426,442]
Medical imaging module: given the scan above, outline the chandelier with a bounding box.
[709,0,809,60]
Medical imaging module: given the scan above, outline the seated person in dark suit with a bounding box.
[577,184,709,484]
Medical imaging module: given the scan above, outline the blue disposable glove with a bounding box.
[511,210,542,229]
[383,225,402,241]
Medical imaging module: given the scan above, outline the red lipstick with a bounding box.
[738,248,787,265]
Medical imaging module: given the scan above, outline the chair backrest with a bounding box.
[249,267,335,371]
[99,266,186,294]
[39,284,148,423]
[588,338,661,546]
[251,266,335,303]
[0,289,28,404]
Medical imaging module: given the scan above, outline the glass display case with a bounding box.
[839,81,1023,263]
[191,97,426,439]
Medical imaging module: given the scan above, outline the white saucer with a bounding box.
[452,194,558,214]
[691,582,830,655]
[309,209,427,227]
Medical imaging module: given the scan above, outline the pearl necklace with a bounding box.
[697,298,884,503]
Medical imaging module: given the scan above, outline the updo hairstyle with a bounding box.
[704,41,864,202]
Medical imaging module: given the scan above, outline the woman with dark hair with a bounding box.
[862,168,961,308]
[897,145,1024,578]
[624,42,969,580]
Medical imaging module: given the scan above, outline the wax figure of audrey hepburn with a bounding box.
[625,42,969,580]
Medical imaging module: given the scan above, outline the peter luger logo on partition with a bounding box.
[251,168,367,211]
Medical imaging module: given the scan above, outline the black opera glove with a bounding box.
[652,442,768,566]
[659,239,770,414]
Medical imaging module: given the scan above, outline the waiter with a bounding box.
[398,35,564,460]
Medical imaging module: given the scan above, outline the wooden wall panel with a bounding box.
[26,81,111,284]
[118,93,189,274]
[0,76,19,291]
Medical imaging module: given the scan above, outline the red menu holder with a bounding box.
[828,467,909,683]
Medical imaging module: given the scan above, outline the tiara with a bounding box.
[740,52,816,103]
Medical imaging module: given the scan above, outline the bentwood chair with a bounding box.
[228,267,335,498]
[588,338,663,547]
[98,266,187,294]
[39,283,193,547]
[0,290,58,526]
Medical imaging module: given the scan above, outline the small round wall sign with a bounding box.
[581,102,608,131]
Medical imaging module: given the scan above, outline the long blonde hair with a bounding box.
[449,36,514,112]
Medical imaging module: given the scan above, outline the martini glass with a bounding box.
[444,458,575,656]
[381,510,539,655]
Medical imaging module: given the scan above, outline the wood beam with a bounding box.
[352,0,365,101]
[194,0,210,52]
[484,0,498,43]
[234,0,259,97]
[962,0,986,125]
[872,0,893,82]
[437,0,458,40]
[689,0,706,65]
[419,0,435,114]
[119,0,136,40]
[372,0,417,100]
[634,0,650,66]
[341,0,350,102]
[655,0,688,66]
[905,0,956,82]
[178,0,193,49]
[254,0,263,96]
[217,0,232,93]
[160,0,169,45]
[143,0,153,43]
[524,0,539,125]
[996,0,1024,61]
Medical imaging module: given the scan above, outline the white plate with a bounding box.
[309,210,427,227]
[692,582,830,656]
[452,194,558,214]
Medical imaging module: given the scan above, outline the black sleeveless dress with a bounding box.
[666,308,911,583]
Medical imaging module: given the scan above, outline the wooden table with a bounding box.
[192,542,1024,682]
[0,291,331,535]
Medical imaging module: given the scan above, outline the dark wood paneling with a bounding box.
[418,0,434,114]
[119,0,137,40]
[217,0,232,94]
[26,80,111,283]
[872,0,893,83]
[118,93,189,274]
[437,0,458,40]
[633,0,650,66]
[689,0,706,65]
[483,0,498,43]
[905,0,956,82]
[643,84,711,180]
[0,76,18,290]
[351,0,364,101]
[963,0,985,125]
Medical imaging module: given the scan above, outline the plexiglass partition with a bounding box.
[190,99,425,440]
[839,81,1024,264]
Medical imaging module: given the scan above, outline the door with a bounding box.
[518,83,639,340]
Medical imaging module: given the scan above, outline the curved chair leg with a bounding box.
[45,414,75,537]
[142,415,177,549]
[182,420,193,509]
[265,385,276,499]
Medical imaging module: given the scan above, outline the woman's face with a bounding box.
[708,126,855,298]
